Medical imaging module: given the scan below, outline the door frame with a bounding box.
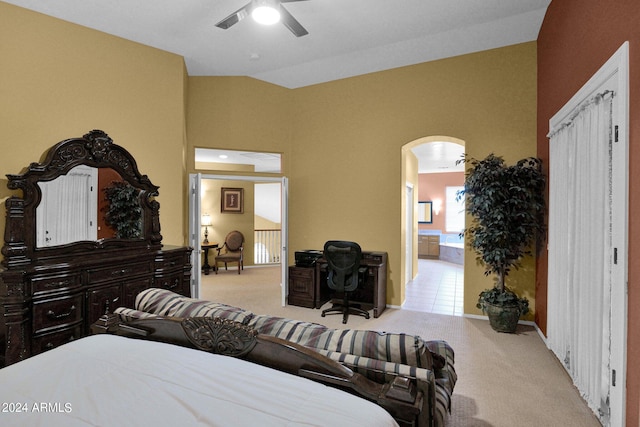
[188,173,288,304]
[405,183,414,285]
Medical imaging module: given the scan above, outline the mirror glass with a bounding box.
[418,201,433,224]
[36,166,143,247]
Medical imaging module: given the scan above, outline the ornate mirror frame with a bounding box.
[2,130,162,269]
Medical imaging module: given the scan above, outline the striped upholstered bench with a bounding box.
[115,288,254,324]
[115,288,456,427]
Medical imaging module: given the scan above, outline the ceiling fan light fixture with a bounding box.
[252,0,281,25]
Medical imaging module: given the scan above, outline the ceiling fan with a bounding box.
[215,0,310,37]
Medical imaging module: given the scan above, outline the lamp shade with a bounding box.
[201,213,212,226]
[252,0,280,25]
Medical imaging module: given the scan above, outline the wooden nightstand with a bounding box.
[201,242,219,275]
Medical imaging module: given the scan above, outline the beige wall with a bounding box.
[2,2,537,316]
[291,42,537,313]
[187,42,538,313]
[0,2,188,247]
[200,179,255,267]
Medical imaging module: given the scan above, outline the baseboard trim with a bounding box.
[393,306,546,342]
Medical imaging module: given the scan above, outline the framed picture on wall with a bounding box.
[221,187,244,213]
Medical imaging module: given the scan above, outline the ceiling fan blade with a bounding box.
[215,2,253,29]
[279,5,308,37]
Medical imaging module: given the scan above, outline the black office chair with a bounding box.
[321,240,370,324]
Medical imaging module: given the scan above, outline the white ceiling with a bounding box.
[412,142,465,174]
[5,0,551,89]
[195,148,282,173]
[7,0,550,172]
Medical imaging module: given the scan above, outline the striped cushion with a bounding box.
[304,329,435,370]
[314,349,434,384]
[113,307,160,322]
[425,340,457,397]
[134,288,254,324]
[247,314,328,344]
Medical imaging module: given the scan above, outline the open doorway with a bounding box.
[189,148,288,306]
[189,174,288,305]
[403,137,466,314]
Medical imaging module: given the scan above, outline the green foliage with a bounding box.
[457,153,546,308]
[103,181,142,239]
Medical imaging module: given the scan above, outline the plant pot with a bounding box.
[485,302,521,333]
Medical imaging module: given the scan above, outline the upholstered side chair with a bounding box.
[214,230,244,274]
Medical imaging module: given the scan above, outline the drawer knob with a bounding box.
[46,304,76,320]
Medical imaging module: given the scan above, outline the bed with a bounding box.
[0,316,423,426]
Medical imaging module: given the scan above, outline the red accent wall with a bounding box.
[417,172,464,232]
[537,2,640,424]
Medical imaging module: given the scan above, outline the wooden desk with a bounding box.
[316,251,388,318]
[201,243,218,275]
[287,251,387,317]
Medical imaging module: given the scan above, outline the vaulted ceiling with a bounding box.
[5,0,550,89]
[6,0,550,172]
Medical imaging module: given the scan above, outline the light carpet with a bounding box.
[201,266,601,427]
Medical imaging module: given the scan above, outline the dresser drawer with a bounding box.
[155,251,191,270]
[31,272,81,295]
[33,293,84,333]
[155,272,187,294]
[32,324,82,355]
[123,277,154,308]
[87,262,152,284]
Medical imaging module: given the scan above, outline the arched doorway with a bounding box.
[401,136,466,314]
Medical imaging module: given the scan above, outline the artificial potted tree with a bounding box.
[457,153,546,333]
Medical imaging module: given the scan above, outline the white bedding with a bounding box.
[0,334,398,427]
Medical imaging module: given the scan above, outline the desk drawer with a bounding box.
[289,266,314,280]
[288,266,315,308]
[87,262,152,284]
[33,293,83,333]
[31,272,81,295]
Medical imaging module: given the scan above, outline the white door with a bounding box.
[188,174,289,305]
[547,42,628,426]
[280,177,289,306]
[188,173,202,298]
[36,165,97,247]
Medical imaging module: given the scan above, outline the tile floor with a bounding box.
[403,258,464,316]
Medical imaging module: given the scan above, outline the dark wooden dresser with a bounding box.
[0,130,192,367]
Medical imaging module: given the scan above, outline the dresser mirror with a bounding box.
[2,130,162,268]
[35,165,144,247]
